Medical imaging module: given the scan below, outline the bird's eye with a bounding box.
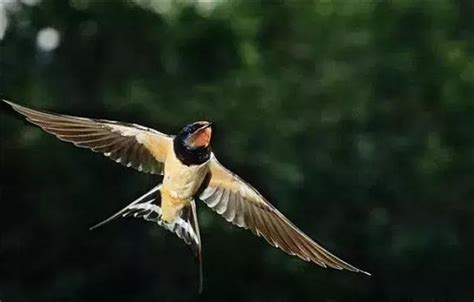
[185,125,196,133]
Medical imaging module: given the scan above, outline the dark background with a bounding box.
[1,0,473,301]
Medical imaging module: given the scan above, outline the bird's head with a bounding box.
[177,121,213,149]
[174,121,213,165]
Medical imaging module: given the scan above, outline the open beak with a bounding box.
[202,121,212,129]
[190,122,213,148]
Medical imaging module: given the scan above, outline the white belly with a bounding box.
[162,148,209,200]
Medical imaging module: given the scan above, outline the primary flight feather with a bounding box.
[3,99,370,292]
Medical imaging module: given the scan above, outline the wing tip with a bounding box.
[2,99,33,116]
[358,268,371,276]
[339,262,371,276]
[343,263,371,276]
[2,98,19,110]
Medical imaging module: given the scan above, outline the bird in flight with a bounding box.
[3,99,370,292]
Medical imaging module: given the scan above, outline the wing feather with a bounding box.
[4,100,172,174]
[199,154,370,275]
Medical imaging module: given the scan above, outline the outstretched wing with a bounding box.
[3,100,172,175]
[199,155,370,275]
[89,185,203,292]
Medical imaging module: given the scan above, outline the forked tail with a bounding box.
[90,184,203,293]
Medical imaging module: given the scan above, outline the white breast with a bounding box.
[162,147,209,200]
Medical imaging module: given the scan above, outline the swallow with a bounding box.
[2,99,370,292]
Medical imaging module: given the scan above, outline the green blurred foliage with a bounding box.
[1,0,473,301]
